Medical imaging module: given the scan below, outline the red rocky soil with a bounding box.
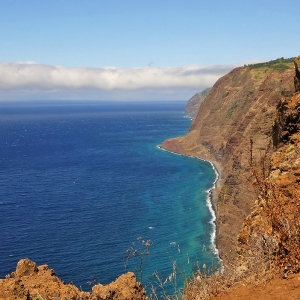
[0,258,147,300]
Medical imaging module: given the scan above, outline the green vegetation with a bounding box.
[254,72,262,81]
[227,101,238,119]
[219,184,228,208]
[248,57,295,72]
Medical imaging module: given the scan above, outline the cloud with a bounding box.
[0,61,238,100]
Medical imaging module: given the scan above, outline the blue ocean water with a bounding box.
[0,101,217,293]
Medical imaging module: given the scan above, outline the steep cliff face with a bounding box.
[161,58,295,260]
[294,56,300,92]
[273,57,300,148]
[185,87,212,119]
[238,56,300,273]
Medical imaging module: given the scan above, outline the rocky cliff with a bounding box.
[0,258,147,300]
[185,87,212,119]
[238,56,300,274]
[161,57,296,261]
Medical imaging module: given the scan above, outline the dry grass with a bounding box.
[182,234,276,300]
[248,139,300,274]
[176,138,299,299]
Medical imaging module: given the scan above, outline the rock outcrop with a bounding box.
[92,272,146,300]
[294,56,300,92]
[0,258,147,300]
[161,58,296,261]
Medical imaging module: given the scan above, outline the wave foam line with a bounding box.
[157,145,220,259]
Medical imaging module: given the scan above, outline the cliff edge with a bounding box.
[161,58,295,261]
[0,258,147,300]
[238,56,300,273]
[208,55,300,299]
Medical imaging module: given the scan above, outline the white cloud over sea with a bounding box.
[0,61,238,101]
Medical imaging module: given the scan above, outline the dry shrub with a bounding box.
[182,233,276,300]
[262,185,300,273]
[248,138,300,274]
[150,138,300,299]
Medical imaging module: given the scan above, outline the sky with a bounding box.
[0,0,299,101]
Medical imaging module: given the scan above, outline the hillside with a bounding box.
[208,55,300,299]
[185,88,212,119]
[161,57,296,262]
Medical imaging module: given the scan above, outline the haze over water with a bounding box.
[0,101,218,292]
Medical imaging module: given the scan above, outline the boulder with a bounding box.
[92,272,147,300]
[14,258,38,277]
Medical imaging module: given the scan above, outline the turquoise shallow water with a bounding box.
[0,101,218,294]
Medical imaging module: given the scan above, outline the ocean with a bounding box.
[0,101,218,294]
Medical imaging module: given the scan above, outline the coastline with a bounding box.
[157,144,222,258]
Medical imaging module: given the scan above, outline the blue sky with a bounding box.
[0,0,299,101]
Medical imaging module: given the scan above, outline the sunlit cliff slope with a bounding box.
[162,58,296,261]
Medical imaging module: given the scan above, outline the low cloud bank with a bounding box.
[0,61,237,100]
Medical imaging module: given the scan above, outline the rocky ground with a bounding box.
[211,275,300,300]
[0,258,146,300]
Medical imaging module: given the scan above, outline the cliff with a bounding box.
[208,55,300,299]
[185,87,212,119]
[0,258,147,300]
[161,57,296,261]
[238,56,300,273]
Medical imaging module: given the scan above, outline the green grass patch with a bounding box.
[227,101,238,119]
[248,57,295,72]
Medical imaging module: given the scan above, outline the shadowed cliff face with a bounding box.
[161,60,295,261]
[185,87,212,119]
[273,57,300,148]
[294,56,300,93]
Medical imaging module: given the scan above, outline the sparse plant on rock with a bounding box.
[125,236,152,286]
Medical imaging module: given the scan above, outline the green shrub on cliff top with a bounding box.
[248,57,295,72]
